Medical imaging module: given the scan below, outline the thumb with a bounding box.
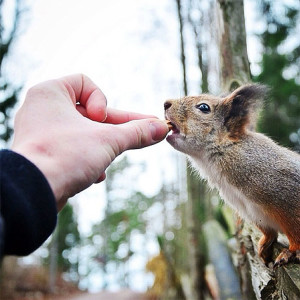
[115,119,169,152]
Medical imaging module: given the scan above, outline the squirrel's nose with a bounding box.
[164,101,172,110]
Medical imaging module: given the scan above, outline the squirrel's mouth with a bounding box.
[165,118,181,135]
[169,121,180,134]
[165,118,185,147]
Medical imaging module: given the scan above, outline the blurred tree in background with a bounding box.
[175,0,206,298]
[0,0,22,142]
[47,203,81,293]
[92,156,166,288]
[254,0,300,150]
[56,204,80,275]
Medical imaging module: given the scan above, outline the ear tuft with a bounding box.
[222,84,269,140]
[231,84,269,104]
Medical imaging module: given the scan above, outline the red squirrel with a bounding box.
[164,84,300,266]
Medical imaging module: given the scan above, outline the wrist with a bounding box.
[11,142,66,210]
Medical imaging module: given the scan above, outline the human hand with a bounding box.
[12,74,169,211]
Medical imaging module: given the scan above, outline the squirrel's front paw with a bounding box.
[274,249,300,267]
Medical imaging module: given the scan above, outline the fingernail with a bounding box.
[100,111,107,122]
[149,120,168,141]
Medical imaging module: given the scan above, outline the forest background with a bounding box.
[0,0,299,299]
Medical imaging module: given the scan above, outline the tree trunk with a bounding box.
[175,1,206,299]
[215,0,250,91]
[215,0,253,297]
[185,172,206,300]
[49,232,58,293]
[187,0,208,93]
[176,0,188,96]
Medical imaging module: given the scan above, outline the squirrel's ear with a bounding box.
[221,84,268,140]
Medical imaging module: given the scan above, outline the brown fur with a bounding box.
[164,84,300,266]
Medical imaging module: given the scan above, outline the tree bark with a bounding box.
[215,0,251,91]
[233,223,300,299]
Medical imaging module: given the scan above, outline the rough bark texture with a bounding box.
[234,223,300,299]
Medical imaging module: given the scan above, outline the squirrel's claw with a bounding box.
[274,248,298,267]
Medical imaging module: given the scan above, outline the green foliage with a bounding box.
[55,204,80,272]
[94,157,156,265]
[253,0,300,149]
[89,155,183,290]
[46,203,80,279]
[0,0,22,142]
[98,194,152,262]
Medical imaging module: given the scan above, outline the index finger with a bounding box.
[61,74,107,122]
[104,108,158,124]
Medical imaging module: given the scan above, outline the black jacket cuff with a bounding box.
[0,149,57,256]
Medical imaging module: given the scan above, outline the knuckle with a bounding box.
[26,80,58,100]
[132,123,149,148]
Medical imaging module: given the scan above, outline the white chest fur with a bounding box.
[189,155,279,231]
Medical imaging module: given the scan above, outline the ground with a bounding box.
[53,290,148,300]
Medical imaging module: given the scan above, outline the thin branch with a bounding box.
[175,0,188,96]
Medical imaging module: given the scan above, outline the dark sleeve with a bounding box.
[0,150,57,257]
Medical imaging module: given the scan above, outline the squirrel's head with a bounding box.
[164,84,268,155]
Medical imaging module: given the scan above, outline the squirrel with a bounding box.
[164,84,300,267]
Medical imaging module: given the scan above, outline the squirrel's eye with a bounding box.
[196,103,211,113]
